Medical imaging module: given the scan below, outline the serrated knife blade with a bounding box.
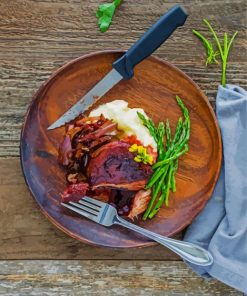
[47,69,123,130]
[47,5,188,130]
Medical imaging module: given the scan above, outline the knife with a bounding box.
[48,5,188,130]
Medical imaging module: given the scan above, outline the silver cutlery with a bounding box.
[48,5,188,130]
[62,196,213,266]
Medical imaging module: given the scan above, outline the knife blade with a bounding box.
[47,69,122,130]
[48,5,188,130]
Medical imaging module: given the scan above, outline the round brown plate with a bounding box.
[21,50,222,248]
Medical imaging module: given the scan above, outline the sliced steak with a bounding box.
[127,189,152,219]
[87,141,152,191]
[61,182,89,203]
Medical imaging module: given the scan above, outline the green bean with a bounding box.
[146,165,168,189]
[156,122,165,159]
[143,171,166,220]
[171,174,176,192]
[137,111,166,160]
[143,184,157,220]
[165,165,173,206]
[137,112,157,142]
[171,159,178,192]
[164,117,188,159]
[152,145,188,169]
[140,96,190,220]
[176,95,189,118]
[148,191,166,219]
[165,119,171,149]
[172,117,183,145]
[148,164,173,218]
[174,121,190,153]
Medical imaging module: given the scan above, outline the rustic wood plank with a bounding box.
[0,1,245,293]
[0,158,182,260]
[0,260,242,296]
[0,0,246,156]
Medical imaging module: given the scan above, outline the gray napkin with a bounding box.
[184,84,247,293]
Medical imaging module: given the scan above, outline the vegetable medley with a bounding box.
[59,96,190,220]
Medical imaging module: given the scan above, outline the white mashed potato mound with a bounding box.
[89,100,157,151]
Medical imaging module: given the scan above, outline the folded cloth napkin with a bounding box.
[184,84,247,293]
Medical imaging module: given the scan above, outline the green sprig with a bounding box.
[96,0,122,32]
[193,19,238,86]
[192,29,219,66]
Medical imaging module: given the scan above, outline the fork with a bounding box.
[62,197,213,266]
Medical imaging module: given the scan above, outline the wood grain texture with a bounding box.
[20,51,221,247]
[0,0,246,293]
[0,0,246,156]
[0,158,181,260]
[0,261,242,296]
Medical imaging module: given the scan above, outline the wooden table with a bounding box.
[0,1,246,295]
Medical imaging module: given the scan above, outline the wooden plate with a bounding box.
[20,50,222,248]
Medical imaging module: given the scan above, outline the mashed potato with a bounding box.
[89,100,157,151]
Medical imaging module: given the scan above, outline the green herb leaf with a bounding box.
[96,0,122,33]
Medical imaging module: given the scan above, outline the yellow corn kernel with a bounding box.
[147,155,153,165]
[130,143,153,165]
[134,156,142,162]
[129,143,138,152]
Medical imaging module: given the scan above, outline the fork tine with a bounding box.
[61,202,99,222]
[69,201,99,215]
[79,199,102,211]
[82,196,107,207]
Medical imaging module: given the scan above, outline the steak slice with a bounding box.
[61,182,89,203]
[87,141,152,191]
[127,189,152,220]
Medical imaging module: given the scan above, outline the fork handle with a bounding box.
[115,216,213,266]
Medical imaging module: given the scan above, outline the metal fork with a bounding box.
[62,197,213,266]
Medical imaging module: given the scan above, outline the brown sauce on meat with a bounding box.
[109,190,136,215]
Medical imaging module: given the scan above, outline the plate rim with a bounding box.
[20,50,222,248]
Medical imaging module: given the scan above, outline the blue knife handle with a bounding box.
[112,5,188,79]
